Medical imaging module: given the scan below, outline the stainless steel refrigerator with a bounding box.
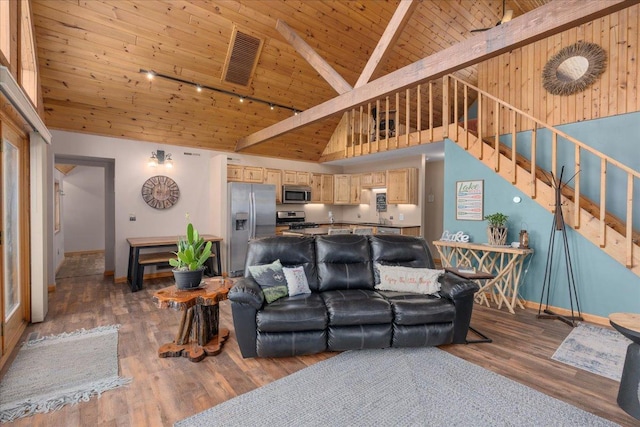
[227,182,276,277]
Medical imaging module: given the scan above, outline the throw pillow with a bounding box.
[283,266,312,296]
[248,259,288,303]
[374,263,443,295]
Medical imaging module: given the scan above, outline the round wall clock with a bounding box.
[141,175,180,209]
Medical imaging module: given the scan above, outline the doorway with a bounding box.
[53,155,115,280]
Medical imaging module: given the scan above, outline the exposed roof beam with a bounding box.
[237,0,636,151]
[355,0,418,88]
[275,19,353,95]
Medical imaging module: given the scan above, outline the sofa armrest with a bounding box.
[439,273,480,300]
[229,277,264,310]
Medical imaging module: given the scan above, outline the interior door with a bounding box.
[1,123,29,361]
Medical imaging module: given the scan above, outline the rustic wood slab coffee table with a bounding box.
[153,278,233,362]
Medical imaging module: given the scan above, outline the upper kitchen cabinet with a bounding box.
[310,173,334,204]
[386,168,418,204]
[227,164,243,182]
[361,171,386,188]
[227,165,264,183]
[283,170,310,186]
[333,174,351,205]
[264,168,283,204]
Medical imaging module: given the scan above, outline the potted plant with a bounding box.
[169,223,212,290]
[485,212,509,246]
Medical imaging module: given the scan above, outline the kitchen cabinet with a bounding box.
[350,174,362,204]
[227,164,243,182]
[333,174,351,204]
[243,166,264,183]
[283,170,310,185]
[321,174,334,203]
[361,171,386,188]
[310,173,334,204]
[227,165,264,183]
[264,168,283,204]
[386,168,418,204]
[400,227,421,236]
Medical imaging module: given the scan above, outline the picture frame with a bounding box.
[456,180,484,221]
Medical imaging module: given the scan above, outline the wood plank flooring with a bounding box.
[2,272,637,426]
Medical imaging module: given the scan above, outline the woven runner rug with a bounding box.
[552,322,631,381]
[176,347,616,427]
[0,325,131,422]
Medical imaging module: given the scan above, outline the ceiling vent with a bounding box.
[222,26,264,87]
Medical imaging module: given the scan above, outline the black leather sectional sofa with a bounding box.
[228,234,479,358]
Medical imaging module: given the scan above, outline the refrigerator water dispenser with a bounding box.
[235,212,248,230]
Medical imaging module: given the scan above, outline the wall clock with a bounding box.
[141,175,180,209]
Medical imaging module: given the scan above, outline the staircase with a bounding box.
[445,75,640,277]
[321,74,640,278]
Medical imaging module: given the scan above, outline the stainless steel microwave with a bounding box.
[282,185,312,204]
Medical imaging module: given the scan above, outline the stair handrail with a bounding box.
[447,74,639,179]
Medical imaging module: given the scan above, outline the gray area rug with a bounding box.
[176,347,616,427]
[0,325,131,422]
[552,322,631,381]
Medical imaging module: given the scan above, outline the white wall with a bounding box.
[51,130,342,280]
[62,165,105,253]
[53,169,65,272]
[423,160,445,253]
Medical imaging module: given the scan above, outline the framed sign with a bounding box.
[376,192,387,212]
[456,180,483,220]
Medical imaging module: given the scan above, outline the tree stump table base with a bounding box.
[158,328,230,362]
[153,278,233,363]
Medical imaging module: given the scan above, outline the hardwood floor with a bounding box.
[2,273,637,426]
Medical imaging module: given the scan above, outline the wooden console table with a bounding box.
[433,241,533,314]
[152,278,233,362]
[126,234,222,292]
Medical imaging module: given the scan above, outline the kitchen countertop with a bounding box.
[316,222,420,229]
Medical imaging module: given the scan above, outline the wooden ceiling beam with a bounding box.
[355,0,418,88]
[236,0,636,151]
[275,19,353,94]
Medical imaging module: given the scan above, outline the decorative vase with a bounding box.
[173,268,205,290]
[487,226,508,246]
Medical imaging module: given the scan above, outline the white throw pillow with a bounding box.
[283,266,311,296]
[374,264,443,295]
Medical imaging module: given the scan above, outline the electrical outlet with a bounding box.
[399,214,404,221]
[389,216,394,220]
[129,214,136,221]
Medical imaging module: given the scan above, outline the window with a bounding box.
[54,181,61,233]
[19,0,37,106]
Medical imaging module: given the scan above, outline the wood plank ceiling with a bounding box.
[32,0,549,162]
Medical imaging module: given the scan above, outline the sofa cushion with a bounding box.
[248,259,288,303]
[322,290,392,325]
[378,291,456,325]
[327,324,392,351]
[257,293,327,332]
[374,264,443,295]
[370,235,435,268]
[316,235,374,292]
[245,236,319,291]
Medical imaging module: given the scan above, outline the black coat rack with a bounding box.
[537,166,583,327]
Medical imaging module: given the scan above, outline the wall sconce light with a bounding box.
[148,149,173,168]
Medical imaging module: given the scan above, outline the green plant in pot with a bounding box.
[169,223,212,290]
[485,212,509,246]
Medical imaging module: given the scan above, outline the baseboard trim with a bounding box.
[64,249,105,257]
[103,270,114,277]
[48,284,56,293]
[522,300,609,327]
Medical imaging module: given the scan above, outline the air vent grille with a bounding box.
[222,27,263,87]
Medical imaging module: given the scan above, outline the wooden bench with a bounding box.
[136,251,217,289]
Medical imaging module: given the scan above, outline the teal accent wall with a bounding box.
[443,140,640,318]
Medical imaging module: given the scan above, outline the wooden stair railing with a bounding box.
[445,74,639,273]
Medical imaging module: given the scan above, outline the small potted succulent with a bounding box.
[484,212,509,246]
[170,223,212,289]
